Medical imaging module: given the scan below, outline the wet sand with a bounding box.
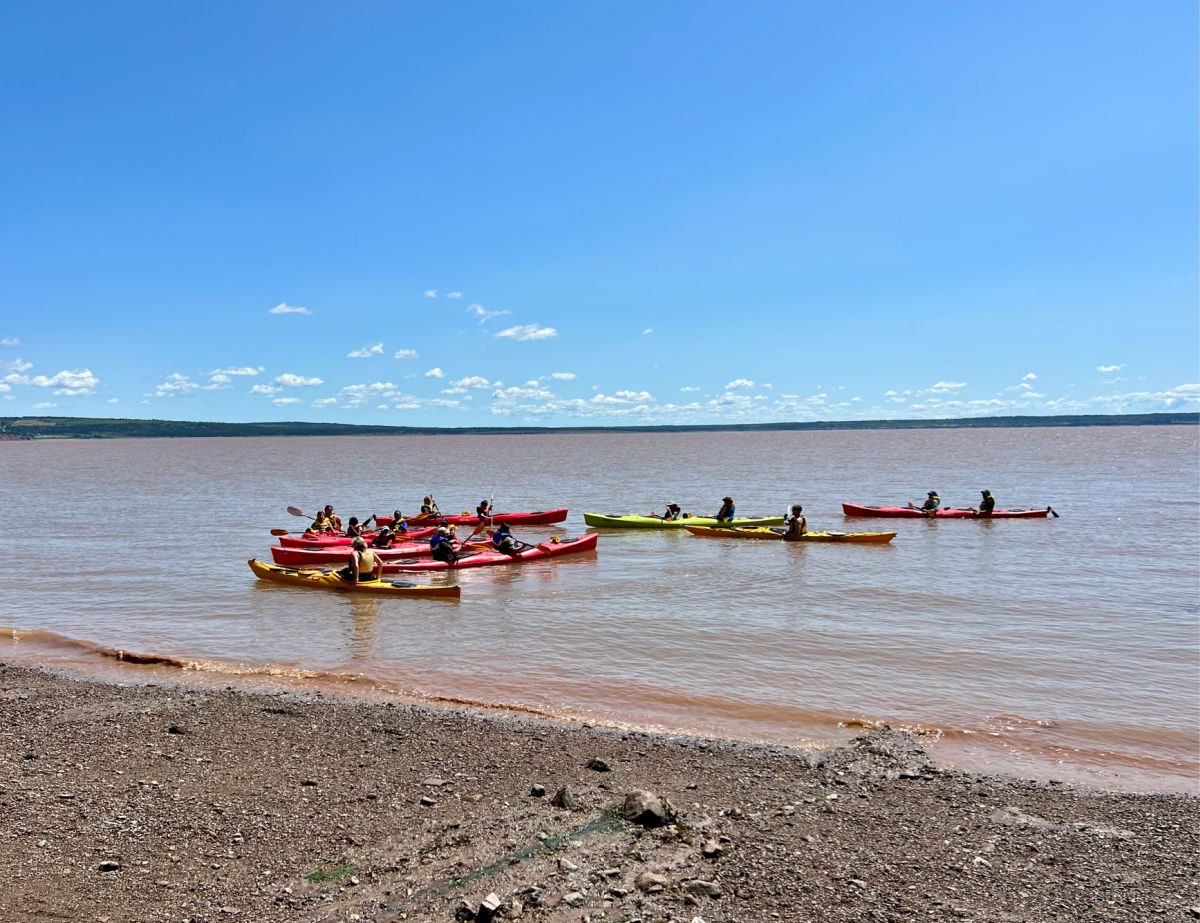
[1,663,1196,922]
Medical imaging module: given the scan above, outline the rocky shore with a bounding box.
[1,663,1196,922]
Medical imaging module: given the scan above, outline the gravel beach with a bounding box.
[1,663,1196,922]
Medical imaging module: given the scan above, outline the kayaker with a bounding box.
[429,525,460,564]
[305,511,333,535]
[339,537,382,584]
[344,516,366,538]
[491,522,527,557]
[420,495,441,518]
[975,490,996,516]
[654,503,683,521]
[369,526,396,549]
[323,505,343,532]
[390,511,410,535]
[465,499,494,541]
[783,504,807,539]
[716,497,736,524]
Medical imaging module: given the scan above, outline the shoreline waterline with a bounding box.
[5,626,1195,796]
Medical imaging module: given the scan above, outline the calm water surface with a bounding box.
[2,427,1197,793]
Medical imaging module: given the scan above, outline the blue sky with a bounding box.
[1,2,1196,425]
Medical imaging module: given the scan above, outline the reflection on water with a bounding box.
[1,425,1197,793]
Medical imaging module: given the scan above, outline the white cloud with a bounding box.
[423,289,438,298]
[725,379,755,390]
[32,402,57,409]
[208,373,232,386]
[393,349,418,359]
[250,384,281,396]
[424,367,445,378]
[153,372,198,397]
[446,291,463,299]
[0,338,18,347]
[107,398,119,405]
[452,376,496,389]
[642,328,654,335]
[22,368,102,396]
[495,324,557,341]
[0,383,9,392]
[311,397,338,407]
[211,366,263,377]
[548,371,576,381]
[925,381,968,393]
[269,303,312,315]
[347,342,385,359]
[1022,372,1037,381]
[680,386,700,393]
[468,303,512,324]
[273,397,303,405]
[274,373,323,387]
[1097,364,1124,373]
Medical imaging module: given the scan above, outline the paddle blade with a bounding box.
[286,506,308,519]
[270,528,290,536]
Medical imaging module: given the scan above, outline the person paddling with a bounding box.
[783,504,807,540]
[339,537,382,584]
[654,502,683,521]
[465,498,494,541]
[343,516,368,538]
[715,496,736,524]
[369,525,396,549]
[429,525,461,564]
[419,495,441,518]
[323,504,343,532]
[491,522,528,557]
[975,490,996,516]
[305,510,333,535]
[389,511,410,535]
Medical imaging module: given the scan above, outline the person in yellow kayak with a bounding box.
[715,496,736,524]
[305,510,334,535]
[338,537,382,584]
[323,504,343,532]
[783,504,807,540]
[652,502,683,521]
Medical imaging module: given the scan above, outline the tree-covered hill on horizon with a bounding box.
[0,413,1195,440]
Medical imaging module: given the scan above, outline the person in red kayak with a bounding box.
[429,525,461,563]
[716,497,736,524]
[974,490,996,516]
[783,504,807,539]
[344,516,373,538]
[338,537,382,584]
[369,525,396,549]
[305,510,333,535]
[388,511,410,535]
[491,522,529,557]
[465,498,494,541]
[323,504,343,532]
[419,495,441,518]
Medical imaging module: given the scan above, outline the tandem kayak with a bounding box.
[842,503,1054,519]
[270,539,489,568]
[248,559,461,598]
[380,533,599,572]
[375,508,568,528]
[683,525,896,543]
[582,513,786,529]
[278,526,439,548]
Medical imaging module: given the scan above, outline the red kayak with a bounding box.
[278,526,439,548]
[375,508,568,528]
[270,539,489,567]
[842,503,1054,519]
[380,533,598,571]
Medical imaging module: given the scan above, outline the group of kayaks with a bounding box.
[250,498,1056,599]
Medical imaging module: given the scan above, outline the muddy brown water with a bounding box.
[2,425,1196,792]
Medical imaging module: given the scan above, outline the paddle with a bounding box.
[1047,506,1060,518]
[466,490,495,541]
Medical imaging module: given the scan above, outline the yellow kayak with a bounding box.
[248,559,461,598]
[682,525,896,543]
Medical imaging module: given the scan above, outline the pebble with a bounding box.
[683,880,723,898]
[559,858,579,872]
[97,860,120,873]
[562,891,585,907]
[700,838,724,859]
[530,784,546,798]
[550,786,578,810]
[622,790,677,828]
[635,871,668,892]
[586,758,612,772]
[419,795,436,807]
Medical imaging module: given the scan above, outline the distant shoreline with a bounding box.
[0,411,1196,440]
[0,411,1195,440]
